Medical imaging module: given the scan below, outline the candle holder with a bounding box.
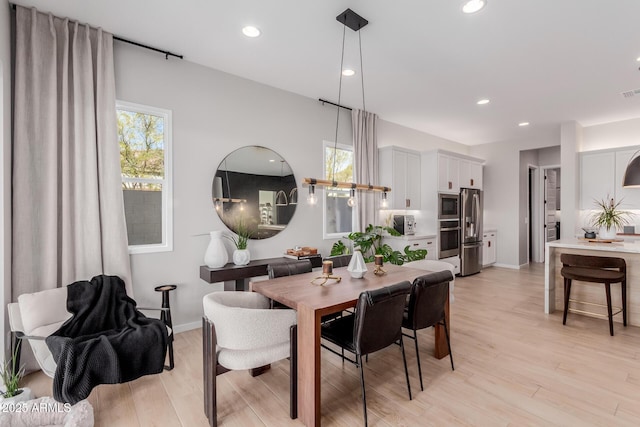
[310,260,342,285]
[373,254,386,276]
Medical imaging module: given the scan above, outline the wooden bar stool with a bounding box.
[560,254,626,336]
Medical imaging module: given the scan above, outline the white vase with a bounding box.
[347,250,368,279]
[599,226,617,240]
[233,249,251,266]
[204,231,228,268]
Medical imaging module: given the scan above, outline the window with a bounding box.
[117,101,172,253]
[323,141,355,238]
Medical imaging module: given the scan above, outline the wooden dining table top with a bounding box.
[250,263,429,314]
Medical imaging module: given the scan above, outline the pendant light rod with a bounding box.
[302,178,390,193]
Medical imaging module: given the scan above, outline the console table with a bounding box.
[200,256,322,291]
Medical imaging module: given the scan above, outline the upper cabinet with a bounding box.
[580,151,615,210]
[438,154,459,193]
[579,147,640,210]
[460,159,483,190]
[437,153,483,193]
[379,146,421,209]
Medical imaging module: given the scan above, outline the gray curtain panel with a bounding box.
[352,109,379,232]
[12,6,132,296]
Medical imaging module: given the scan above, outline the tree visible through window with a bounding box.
[117,101,172,252]
[324,142,354,237]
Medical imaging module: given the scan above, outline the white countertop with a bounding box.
[546,238,640,254]
[384,234,437,241]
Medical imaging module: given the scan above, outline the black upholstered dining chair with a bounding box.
[320,281,413,426]
[267,259,313,279]
[323,254,353,268]
[403,270,455,391]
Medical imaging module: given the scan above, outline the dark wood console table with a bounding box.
[200,256,322,291]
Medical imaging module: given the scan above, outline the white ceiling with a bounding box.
[12,0,640,145]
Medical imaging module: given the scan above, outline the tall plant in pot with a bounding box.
[591,196,633,239]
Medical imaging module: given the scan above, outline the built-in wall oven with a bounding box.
[438,193,459,220]
[439,219,460,259]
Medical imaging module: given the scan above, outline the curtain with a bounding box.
[12,6,131,296]
[352,109,378,232]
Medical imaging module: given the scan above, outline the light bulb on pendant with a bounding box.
[307,185,317,205]
[239,201,245,211]
[214,199,222,211]
[347,188,356,208]
[380,191,388,208]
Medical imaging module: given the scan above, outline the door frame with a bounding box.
[527,165,539,264]
[536,164,561,263]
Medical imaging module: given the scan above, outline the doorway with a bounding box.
[532,166,561,263]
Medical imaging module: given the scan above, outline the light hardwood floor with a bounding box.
[23,264,640,426]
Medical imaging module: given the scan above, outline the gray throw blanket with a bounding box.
[46,275,168,404]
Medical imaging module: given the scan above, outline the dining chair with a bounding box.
[267,259,312,279]
[403,270,455,391]
[320,281,413,426]
[323,254,352,268]
[202,291,298,426]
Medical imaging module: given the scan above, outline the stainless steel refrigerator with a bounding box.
[460,188,483,276]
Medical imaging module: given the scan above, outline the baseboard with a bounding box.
[492,263,521,270]
[173,321,201,334]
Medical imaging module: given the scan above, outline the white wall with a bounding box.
[377,120,469,155]
[470,128,561,268]
[582,117,640,152]
[114,43,463,330]
[1,0,11,359]
[560,121,582,239]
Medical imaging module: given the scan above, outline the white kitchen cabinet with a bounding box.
[580,151,615,210]
[459,159,483,190]
[383,236,437,260]
[438,154,460,193]
[379,146,421,209]
[482,230,497,266]
[615,149,640,209]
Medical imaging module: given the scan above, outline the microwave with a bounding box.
[438,193,459,220]
[393,215,415,235]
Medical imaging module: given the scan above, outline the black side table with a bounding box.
[155,284,177,370]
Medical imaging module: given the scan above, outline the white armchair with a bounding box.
[202,291,297,427]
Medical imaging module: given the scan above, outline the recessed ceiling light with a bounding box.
[519,122,530,127]
[342,69,356,77]
[636,57,640,62]
[242,26,261,38]
[462,0,487,14]
[477,99,490,105]
[269,159,275,162]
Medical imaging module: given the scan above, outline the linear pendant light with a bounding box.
[303,8,391,205]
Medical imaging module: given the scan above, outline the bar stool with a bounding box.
[560,254,626,336]
[155,284,177,369]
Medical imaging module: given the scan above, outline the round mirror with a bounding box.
[213,146,298,239]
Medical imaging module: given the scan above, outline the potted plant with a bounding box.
[0,346,32,403]
[226,219,252,266]
[332,224,427,265]
[590,196,633,239]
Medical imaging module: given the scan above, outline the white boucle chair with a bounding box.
[202,291,297,427]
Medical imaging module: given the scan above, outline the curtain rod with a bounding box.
[113,36,183,60]
[10,4,184,60]
[318,98,352,111]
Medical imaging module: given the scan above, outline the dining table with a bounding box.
[250,263,450,427]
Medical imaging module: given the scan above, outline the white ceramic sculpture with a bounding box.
[347,250,368,279]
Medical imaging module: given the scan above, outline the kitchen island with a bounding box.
[545,238,640,326]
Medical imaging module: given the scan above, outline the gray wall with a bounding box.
[1,0,11,360]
